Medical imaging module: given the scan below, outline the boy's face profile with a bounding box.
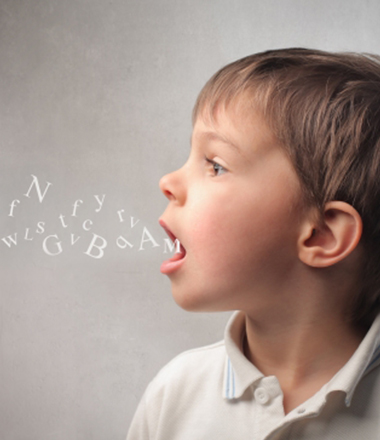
[159,101,308,314]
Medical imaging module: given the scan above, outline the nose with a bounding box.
[159,167,186,205]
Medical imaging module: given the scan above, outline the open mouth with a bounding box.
[159,219,187,274]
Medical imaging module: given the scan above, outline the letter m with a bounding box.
[163,238,181,254]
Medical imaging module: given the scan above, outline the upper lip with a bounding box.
[159,218,178,243]
[159,218,187,257]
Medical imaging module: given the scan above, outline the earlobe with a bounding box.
[298,201,363,268]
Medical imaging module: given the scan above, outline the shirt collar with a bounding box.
[325,312,380,406]
[223,311,263,399]
[223,311,380,403]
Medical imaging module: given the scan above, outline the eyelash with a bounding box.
[205,156,227,176]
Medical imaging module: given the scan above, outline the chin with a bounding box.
[172,290,205,312]
[171,285,229,313]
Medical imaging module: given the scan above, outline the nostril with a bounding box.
[159,173,177,200]
[159,168,185,203]
[163,189,174,199]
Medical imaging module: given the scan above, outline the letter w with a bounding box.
[2,233,18,248]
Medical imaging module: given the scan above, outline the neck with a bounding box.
[243,308,365,413]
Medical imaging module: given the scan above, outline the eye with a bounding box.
[205,156,227,176]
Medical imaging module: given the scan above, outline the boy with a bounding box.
[127,48,380,439]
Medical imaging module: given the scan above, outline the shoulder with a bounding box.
[154,339,225,385]
[144,340,226,402]
[127,341,229,439]
[161,339,225,369]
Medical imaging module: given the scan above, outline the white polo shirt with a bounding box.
[127,311,380,439]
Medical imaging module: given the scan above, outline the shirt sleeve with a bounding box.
[126,390,150,440]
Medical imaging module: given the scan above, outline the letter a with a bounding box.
[139,227,160,251]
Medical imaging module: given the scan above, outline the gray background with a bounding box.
[1,1,380,439]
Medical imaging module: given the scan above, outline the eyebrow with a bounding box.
[191,131,246,158]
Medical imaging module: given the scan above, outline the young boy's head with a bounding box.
[160,48,380,329]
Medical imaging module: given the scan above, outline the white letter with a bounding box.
[43,235,63,256]
[9,200,20,217]
[94,195,105,212]
[139,227,160,251]
[117,209,125,223]
[116,236,134,249]
[130,216,140,228]
[36,222,45,234]
[24,228,33,241]
[72,199,83,217]
[84,233,107,259]
[24,175,52,203]
[71,234,80,245]
[1,233,18,248]
[59,214,68,228]
[82,219,93,231]
[163,238,181,254]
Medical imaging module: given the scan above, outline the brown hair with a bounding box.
[193,48,380,327]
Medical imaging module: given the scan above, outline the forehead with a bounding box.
[194,88,249,125]
[193,97,279,155]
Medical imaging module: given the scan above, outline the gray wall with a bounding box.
[1,1,379,439]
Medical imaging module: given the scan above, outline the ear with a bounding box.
[298,201,363,268]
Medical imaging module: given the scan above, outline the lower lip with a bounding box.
[160,253,186,275]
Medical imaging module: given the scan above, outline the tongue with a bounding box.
[169,243,186,261]
[160,243,186,274]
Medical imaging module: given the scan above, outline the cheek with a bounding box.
[189,194,295,274]
[190,210,223,254]
[188,204,254,277]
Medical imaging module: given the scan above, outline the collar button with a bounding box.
[254,387,270,405]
